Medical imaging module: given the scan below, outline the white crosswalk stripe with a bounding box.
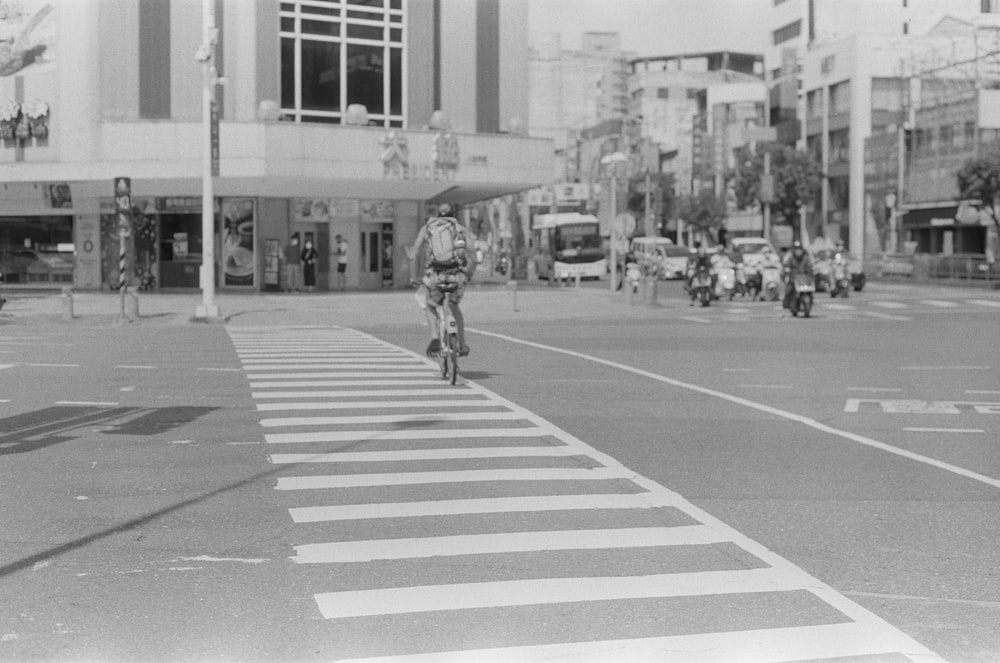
[869,300,909,309]
[969,298,1000,308]
[226,325,947,663]
[921,299,959,307]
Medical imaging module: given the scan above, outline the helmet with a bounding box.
[437,203,452,216]
[792,240,802,249]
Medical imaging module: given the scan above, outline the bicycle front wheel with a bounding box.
[446,335,460,385]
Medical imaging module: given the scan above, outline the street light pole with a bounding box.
[601,151,628,292]
[196,0,220,320]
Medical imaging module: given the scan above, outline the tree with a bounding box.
[956,149,1000,233]
[626,172,675,236]
[676,188,727,239]
[730,143,822,232]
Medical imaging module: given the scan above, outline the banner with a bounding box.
[221,198,255,286]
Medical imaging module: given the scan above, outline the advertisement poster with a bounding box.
[0,1,56,78]
[294,198,332,223]
[222,198,255,286]
[381,222,393,288]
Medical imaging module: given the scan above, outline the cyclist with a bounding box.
[407,204,478,357]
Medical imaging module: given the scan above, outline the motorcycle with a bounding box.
[759,263,782,301]
[829,260,850,298]
[714,257,736,300]
[743,263,761,301]
[691,265,713,307]
[496,252,509,276]
[789,272,815,318]
[624,261,642,294]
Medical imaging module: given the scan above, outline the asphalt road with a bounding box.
[0,280,997,662]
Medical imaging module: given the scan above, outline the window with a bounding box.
[830,81,850,115]
[871,78,904,112]
[657,87,669,99]
[279,0,405,126]
[829,129,849,163]
[772,19,801,45]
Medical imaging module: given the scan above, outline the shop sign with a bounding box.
[48,183,72,208]
[555,183,589,204]
[466,155,488,166]
[0,98,50,143]
[157,197,202,213]
[361,200,394,220]
[526,188,554,207]
[381,130,459,182]
[295,198,333,222]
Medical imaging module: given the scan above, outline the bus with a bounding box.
[531,213,607,281]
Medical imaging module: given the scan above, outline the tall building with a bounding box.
[0,0,551,292]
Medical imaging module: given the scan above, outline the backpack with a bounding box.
[425,216,466,268]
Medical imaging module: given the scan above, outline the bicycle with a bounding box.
[433,285,461,385]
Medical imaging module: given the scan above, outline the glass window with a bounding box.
[390,47,402,115]
[348,23,383,39]
[830,81,850,115]
[281,37,296,109]
[303,19,339,36]
[346,44,384,115]
[301,39,341,111]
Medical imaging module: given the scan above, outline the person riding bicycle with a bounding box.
[407,204,477,357]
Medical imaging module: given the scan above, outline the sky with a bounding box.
[527,0,771,57]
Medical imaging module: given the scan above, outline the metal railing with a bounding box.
[870,253,997,284]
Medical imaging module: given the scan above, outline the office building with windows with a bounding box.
[0,0,550,291]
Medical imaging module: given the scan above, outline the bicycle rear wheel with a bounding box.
[446,334,460,384]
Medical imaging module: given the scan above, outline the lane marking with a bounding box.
[681,316,711,323]
[236,352,410,358]
[860,311,911,321]
[246,371,433,379]
[901,365,991,371]
[252,388,466,398]
[275,467,629,491]
[824,303,855,311]
[265,428,549,444]
[291,525,725,563]
[115,365,156,370]
[243,364,429,371]
[261,411,526,428]
[331,622,933,663]
[968,299,1000,308]
[967,389,1000,395]
[847,387,902,393]
[269,446,578,464]
[903,427,985,434]
[289,494,670,523]
[256,399,499,411]
[0,364,14,370]
[738,384,793,389]
[249,379,447,388]
[314,567,813,619]
[55,401,119,406]
[921,300,959,307]
[239,357,420,364]
[470,327,1000,490]
[870,301,909,309]
[26,363,79,368]
[196,367,241,372]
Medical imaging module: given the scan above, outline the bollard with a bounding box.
[124,285,140,321]
[506,280,518,312]
[61,286,75,319]
[637,276,646,304]
[624,281,634,305]
[644,276,658,306]
[574,273,581,289]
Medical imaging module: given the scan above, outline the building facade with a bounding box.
[0,0,551,291]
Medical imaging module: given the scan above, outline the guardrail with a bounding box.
[869,253,997,286]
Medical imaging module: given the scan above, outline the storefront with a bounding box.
[903,204,989,254]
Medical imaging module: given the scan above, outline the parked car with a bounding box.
[0,248,74,283]
[813,248,865,292]
[628,237,689,280]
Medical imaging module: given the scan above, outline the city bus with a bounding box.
[531,213,607,281]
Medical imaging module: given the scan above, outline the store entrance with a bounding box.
[359,223,394,290]
[159,213,203,288]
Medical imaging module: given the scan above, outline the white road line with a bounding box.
[470,327,1000,491]
[244,364,429,371]
[249,379,447,388]
[265,428,549,444]
[260,411,526,427]
[292,525,725,563]
[824,302,856,311]
[681,316,711,323]
[921,300,959,307]
[115,365,156,370]
[197,367,242,372]
[269,446,578,464]
[900,365,991,371]
[0,364,14,370]
[26,363,79,368]
[967,389,1000,395]
[275,467,629,490]
[860,311,911,321]
[331,622,936,663]
[738,384,793,389]
[870,301,909,309]
[236,351,409,357]
[289,493,669,523]
[903,427,985,434]
[257,399,499,411]
[247,371,435,379]
[252,388,470,398]
[55,400,119,406]
[239,357,417,364]
[847,387,903,393]
[313,567,800,619]
[968,299,1000,308]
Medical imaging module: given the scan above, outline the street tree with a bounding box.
[956,149,1000,237]
[730,143,822,232]
[676,187,727,242]
[627,172,676,236]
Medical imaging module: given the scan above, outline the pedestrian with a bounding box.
[301,238,318,292]
[334,234,348,290]
[284,233,302,292]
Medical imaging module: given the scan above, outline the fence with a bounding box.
[870,253,997,285]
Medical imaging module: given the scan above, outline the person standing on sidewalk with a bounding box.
[284,233,303,292]
[301,238,318,293]
[334,234,348,291]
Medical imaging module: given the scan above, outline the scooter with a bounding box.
[743,263,761,301]
[624,261,642,294]
[496,252,509,276]
[759,263,782,301]
[829,260,850,298]
[788,272,815,318]
[691,265,713,307]
[714,257,736,300]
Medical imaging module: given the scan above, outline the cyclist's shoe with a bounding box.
[425,338,441,357]
[458,344,470,357]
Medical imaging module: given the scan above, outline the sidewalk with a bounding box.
[0,280,660,329]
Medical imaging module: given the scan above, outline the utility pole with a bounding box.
[196,0,221,320]
[602,151,628,292]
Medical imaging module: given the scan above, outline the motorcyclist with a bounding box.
[407,203,478,357]
[782,240,813,311]
[686,243,713,304]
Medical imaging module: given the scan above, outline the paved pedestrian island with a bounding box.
[224,325,948,663]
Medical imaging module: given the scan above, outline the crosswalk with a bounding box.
[228,325,945,662]
[685,297,1000,323]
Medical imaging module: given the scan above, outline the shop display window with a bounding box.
[0,216,74,284]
